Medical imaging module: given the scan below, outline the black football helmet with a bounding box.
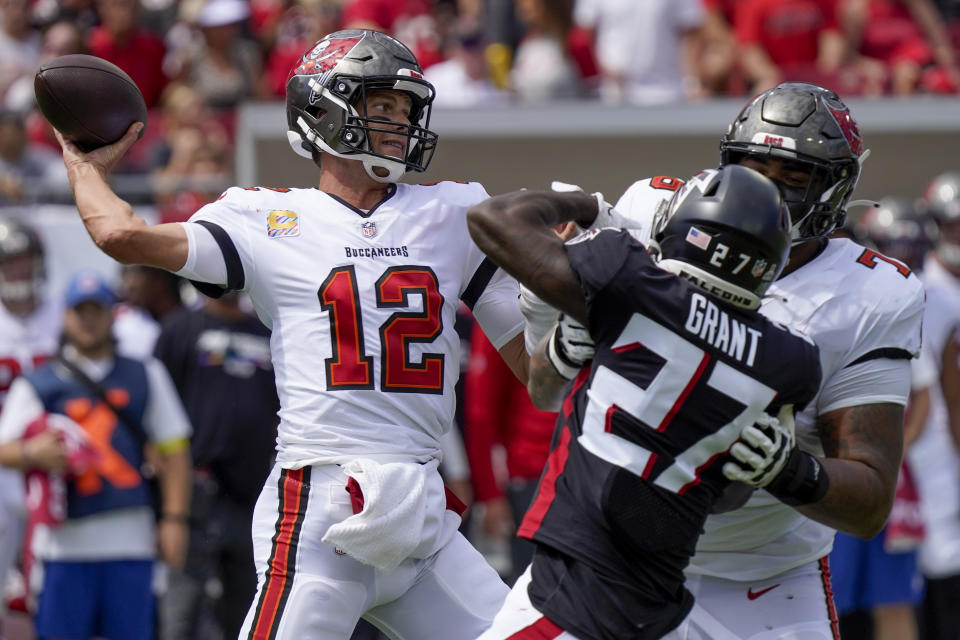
[285,29,439,183]
[854,196,932,271]
[650,165,791,310]
[0,217,45,308]
[922,171,960,268]
[721,82,865,243]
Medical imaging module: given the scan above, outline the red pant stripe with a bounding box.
[819,555,841,640]
[248,467,311,640]
[506,615,566,639]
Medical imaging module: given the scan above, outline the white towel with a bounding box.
[321,458,440,572]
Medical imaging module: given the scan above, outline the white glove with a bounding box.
[546,314,595,380]
[722,406,796,488]
[550,181,635,234]
[520,284,560,355]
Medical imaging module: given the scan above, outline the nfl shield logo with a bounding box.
[751,258,768,278]
[361,221,377,238]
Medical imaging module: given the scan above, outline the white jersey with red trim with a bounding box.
[184,181,523,469]
[0,297,61,592]
[0,299,61,411]
[616,177,924,581]
[908,255,960,577]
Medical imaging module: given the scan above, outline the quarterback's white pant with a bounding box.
[238,463,508,640]
[475,565,580,640]
[663,558,839,640]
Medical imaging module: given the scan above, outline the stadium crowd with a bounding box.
[0,2,958,640]
[0,0,959,209]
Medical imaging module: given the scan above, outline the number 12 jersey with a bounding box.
[180,181,523,469]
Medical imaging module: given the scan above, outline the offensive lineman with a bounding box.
[54,30,526,640]
[467,165,823,639]
[527,83,924,638]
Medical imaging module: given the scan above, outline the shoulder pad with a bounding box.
[407,180,490,207]
[614,176,685,239]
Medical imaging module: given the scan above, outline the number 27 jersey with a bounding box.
[183,181,523,468]
[519,230,821,640]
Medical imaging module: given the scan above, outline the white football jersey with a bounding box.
[183,181,523,469]
[908,255,960,577]
[0,299,61,411]
[616,177,924,581]
[0,298,61,516]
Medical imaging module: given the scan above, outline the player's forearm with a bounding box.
[793,456,895,538]
[158,447,193,520]
[68,162,149,262]
[796,403,903,538]
[467,191,589,323]
[527,333,568,411]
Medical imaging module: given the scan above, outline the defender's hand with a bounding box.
[723,411,794,488]
[546,314,595,380]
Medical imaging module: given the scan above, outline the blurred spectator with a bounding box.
[154,292,277,640]
[831,199,933,640]
[574,0,704,104]
[0,218,60,629]
[0,270,192,640]
[264,0,343,98]
[853,196,935,269]
[696,0,740,96]
[463,327,556,584]
[173,0,265,109]
[425,20,508,107]
[119,265,184,324]
[112,265,184,361]
[5,20,85,112]
[148,85,233,222]
[482,0,524,89]
[841,0,960,95]
[0,0,43,106]
[33,0,99,34]
[0,110,69,205]
[910,171,960,640]
[342,0,444,68]
[735,0,847,93]
[510,0,582,101]
[88,0,168,108]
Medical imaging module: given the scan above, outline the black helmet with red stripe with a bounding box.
[285,29,439,183]
[721,83,865,243]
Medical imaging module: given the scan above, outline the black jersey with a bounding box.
[518,229,821,640]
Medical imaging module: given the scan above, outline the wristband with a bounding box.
[764,448,830,506]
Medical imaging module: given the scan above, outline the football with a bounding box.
[34,54,147,151]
